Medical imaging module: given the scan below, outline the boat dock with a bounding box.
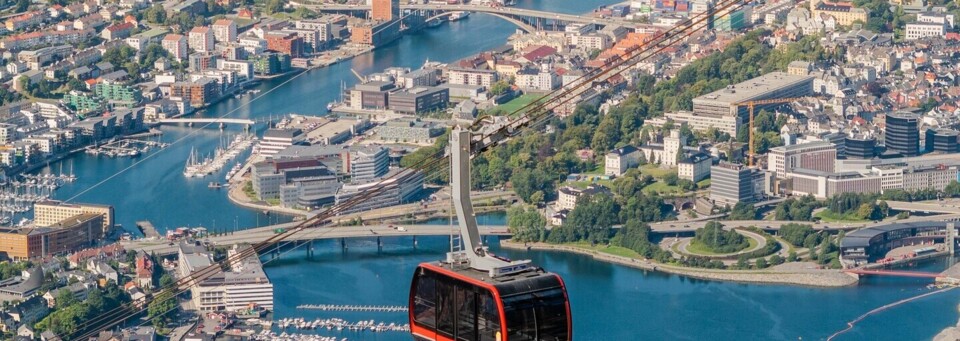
[276,317,409,333]
[136,221,161,239]
[296,304,407,313]
[85,139,169,157]
[184,134,255,178]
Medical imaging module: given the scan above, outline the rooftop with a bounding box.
[693,72,812,105]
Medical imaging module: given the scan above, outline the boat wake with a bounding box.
[826,286,956,340]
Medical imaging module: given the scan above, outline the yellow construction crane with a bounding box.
[734,97,807,167]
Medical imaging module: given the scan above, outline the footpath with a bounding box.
[501,241,859,287]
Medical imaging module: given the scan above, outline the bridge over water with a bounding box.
[123,223,510,256]
[295,3,635,32]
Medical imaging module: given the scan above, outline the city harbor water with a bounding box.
[31,0,960,339]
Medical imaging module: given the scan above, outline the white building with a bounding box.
[178,243,274,312]
[212,19,238,43]
[767,141,837,178]
[161,34,188,60]
[678,152,712,182]
[188,26,215,53]
[447,68,498,87]
[556,185,608,211]
[905,22,947,40]
[647,111,738,136]
[516,69,559,92]
[604,145,640,176]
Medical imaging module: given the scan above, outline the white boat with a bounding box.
[449,11,470,21]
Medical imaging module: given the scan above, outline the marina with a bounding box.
[84,138,169,157]
[0,171,77,221]
[184,134,256,178]
[295,304,407,313]
[252,332,346,341]
[276,317,409,333]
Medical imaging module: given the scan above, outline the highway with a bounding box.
[648,213,960,234]
[123,223,509,256]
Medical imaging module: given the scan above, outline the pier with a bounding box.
[136,221,161,239]
[296,304,407,313]
[85,139,169,157]
[275,317,409,333]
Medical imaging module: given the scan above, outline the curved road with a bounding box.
[675,229,767,259]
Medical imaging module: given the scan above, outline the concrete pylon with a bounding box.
[948,223,956,256]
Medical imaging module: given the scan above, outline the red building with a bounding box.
[266,32,304,58]
[135,252,154,288]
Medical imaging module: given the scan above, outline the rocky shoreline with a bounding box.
[500,240,859,288]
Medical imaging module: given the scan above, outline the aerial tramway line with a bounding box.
[59,0,755,339]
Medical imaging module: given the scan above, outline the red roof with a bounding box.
[521,45,557,62]
[106,22,134,32]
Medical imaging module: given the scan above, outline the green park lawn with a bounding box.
[640,164,676,179]
[642,181,682,195]
[814,209,869,223]
[567,241,644,259]
[496,94,545,116]
[686,237,758,256]
[696,178,711,188]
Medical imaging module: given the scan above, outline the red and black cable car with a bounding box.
[408,127,572,341]
[409,262,571,341]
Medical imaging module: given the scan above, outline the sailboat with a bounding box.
[184,148,201,177]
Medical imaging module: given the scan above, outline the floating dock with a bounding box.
[136,221,161,239]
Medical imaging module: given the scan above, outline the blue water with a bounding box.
[31,1,960,339]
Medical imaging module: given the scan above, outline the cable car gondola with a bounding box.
[409,127,572,341]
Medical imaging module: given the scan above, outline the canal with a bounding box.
[34,1,960,339]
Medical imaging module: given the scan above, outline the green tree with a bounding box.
[147,291,179,328]
[506,205,547,242]
[769,254,784,266]
[56,288,78,307]
[489,80,510,96]
[159,273,174,288]
[728,202,756,220]
[755,257,768,269]
[693,222,749,253]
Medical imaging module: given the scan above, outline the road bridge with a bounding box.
[157,118,256,125]
[886,201,960,214]
[122,223,510,256]
[295,3,635,31]
[843,269,941,279]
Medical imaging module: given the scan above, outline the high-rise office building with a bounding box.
[925,128,959,153]
[884,113,920,157]
[709,162,765,205]
[372,0,400,21]
[845,136,877,159]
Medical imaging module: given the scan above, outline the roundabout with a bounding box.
[675,228,770,259]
